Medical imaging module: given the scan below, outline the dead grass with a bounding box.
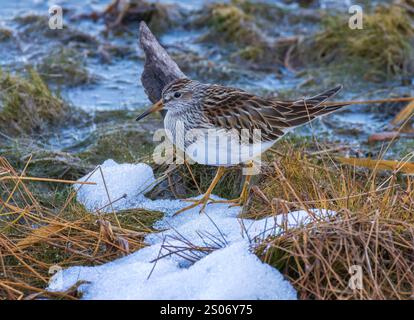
[245,139,414,299]
[245,142,412,217]
[256,215,414,299]
[0,156,162,300]
[1,126,413,299]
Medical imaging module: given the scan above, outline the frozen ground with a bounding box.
[49,160,335,300]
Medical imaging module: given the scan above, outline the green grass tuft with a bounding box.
[36,47,94,87]
[300,5,414,80]
[0,68,71,135]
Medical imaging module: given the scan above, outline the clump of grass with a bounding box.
[197,2,265,48]
[195,1,290,67]
[0,28,12,42]
[233,0,285,25]
[0,156,162,299]
[245,139,414,299]
[235,46,264,61]
[0,68,71,136]
[247,138,413,218]
[208,4,253,43]
[300,5,414,80]
[256,215,414,299]
[102,0,180,34]
[36,47,93,87]
[14,14,98,45]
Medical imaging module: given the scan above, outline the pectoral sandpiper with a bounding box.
[136,79,348,215]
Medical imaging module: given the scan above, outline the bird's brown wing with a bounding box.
[201,85,346,142]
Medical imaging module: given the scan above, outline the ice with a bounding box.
[50,160,336,300]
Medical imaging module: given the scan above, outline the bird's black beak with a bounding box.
[136,99,164,121]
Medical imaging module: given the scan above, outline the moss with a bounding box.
[36,47,94,87]
[233,0,285,24]
[300,5,414,80]
[197,1,289,67]
[14,14,46,29]
[235,46,264,61]
[77,125,154,165]
[0,68,72,135]
[26,151,92,181]
[195,2,266,49]
[93,109,136,123]
[0,28,13,41]
[112,208,164,232]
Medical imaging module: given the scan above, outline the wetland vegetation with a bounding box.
[0,0,413,300]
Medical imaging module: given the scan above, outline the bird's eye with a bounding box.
[174,92,182,98]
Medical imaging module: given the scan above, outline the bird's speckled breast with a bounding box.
[164,109,275,166]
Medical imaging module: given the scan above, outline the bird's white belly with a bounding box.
[184,130,275,166]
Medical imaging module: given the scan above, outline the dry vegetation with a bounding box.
[1,0,414,301]
[1,133,413,299]
[0,157,162,299]
[247,140,414,299]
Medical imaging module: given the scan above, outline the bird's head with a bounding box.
[136,78,200,121]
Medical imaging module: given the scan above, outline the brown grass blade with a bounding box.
[16,224,67,249]
[0,176,96,185]
[391,100,414,126]
[337,157,414,174]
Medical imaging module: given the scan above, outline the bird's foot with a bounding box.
[209,189,249,208]
[181,197,214,203]
[174,196,212,216]
[209,198,243,208]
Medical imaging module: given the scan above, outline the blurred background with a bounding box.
[0,0,413,181]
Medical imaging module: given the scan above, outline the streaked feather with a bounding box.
[200,84,346,142]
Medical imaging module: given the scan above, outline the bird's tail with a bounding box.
[281,85,349,127]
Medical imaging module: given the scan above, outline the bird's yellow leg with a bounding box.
[210,161,253,207]
[174,166,226,215]
[211,174,251,207]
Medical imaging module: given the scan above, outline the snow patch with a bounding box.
[48,241,295,300]
[77,160,156,212]
[50,160,335,300]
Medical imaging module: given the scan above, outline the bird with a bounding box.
[136,78,348,215]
